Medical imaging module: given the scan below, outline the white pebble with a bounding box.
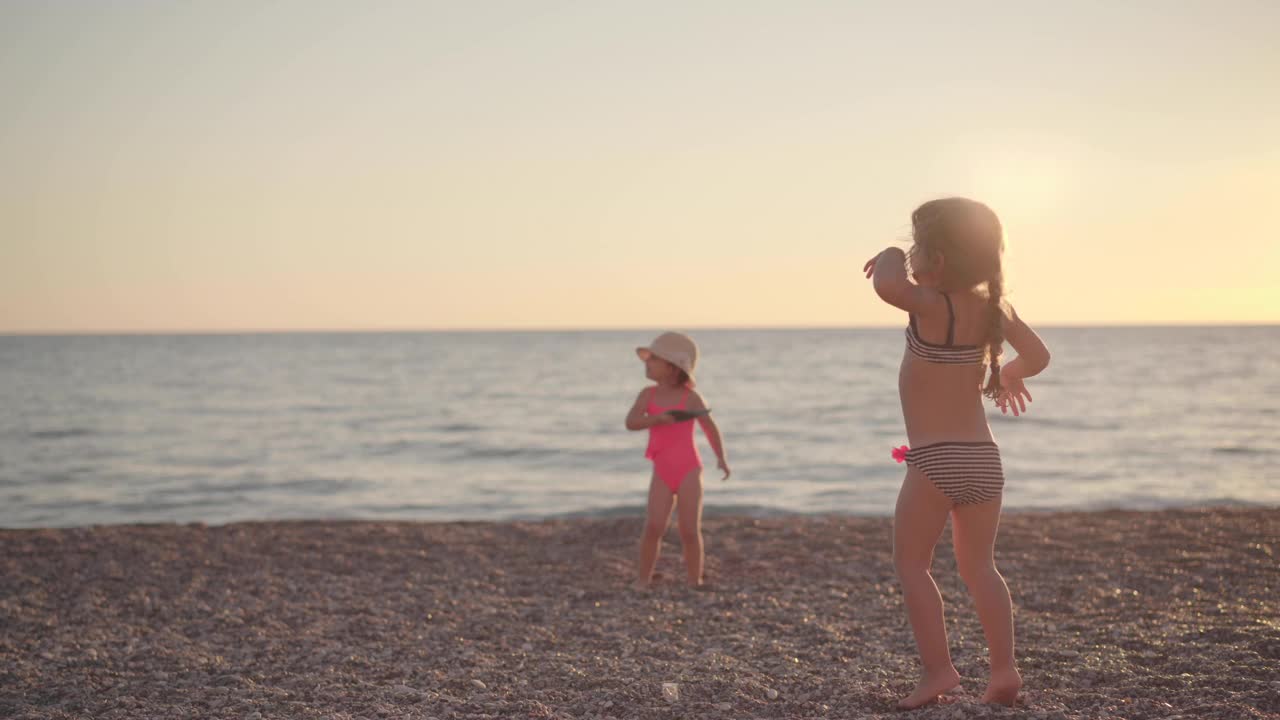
[471,679,487,690]
[766,688,779,700]
[662,683,680,702]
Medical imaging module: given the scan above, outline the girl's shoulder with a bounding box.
[954,289,1014,320]
[649,384,697,407]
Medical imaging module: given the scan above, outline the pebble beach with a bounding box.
[2,508,1277,719]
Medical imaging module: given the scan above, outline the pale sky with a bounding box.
[2,1,1277,332]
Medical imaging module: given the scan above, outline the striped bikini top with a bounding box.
[905,293,987,365]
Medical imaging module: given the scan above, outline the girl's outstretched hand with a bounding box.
[863,253,880,279]
[996,374,1033,416]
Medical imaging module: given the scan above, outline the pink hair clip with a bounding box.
[892,445,910,463]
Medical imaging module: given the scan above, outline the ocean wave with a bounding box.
[363,439,419,457]
[1212,445,1273,456]
[270,477,371,494]
[151,453,257,470]
[39,473,85,485]
[990,415,1123,431]
[28,428,95,440]
[466,445,562,461]
[294,403,344,414]
[106,498,217,514]
[349,502,442,514]
[544,503,802,520]
[435,423,484,433]
[332,374,380,386]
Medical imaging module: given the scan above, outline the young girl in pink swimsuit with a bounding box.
[865,198,1051,709]
[625,331,730,590]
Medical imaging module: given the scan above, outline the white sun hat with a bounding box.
[636,331,698,379]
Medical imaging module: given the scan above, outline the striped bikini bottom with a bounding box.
[905,442,1005,506]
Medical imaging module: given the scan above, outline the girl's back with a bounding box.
[898,290,998,446]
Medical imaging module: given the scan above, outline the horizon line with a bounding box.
[3,320,1278,337]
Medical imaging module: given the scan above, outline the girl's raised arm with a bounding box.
[865,247,943,316]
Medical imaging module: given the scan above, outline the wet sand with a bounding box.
[2,508,1277,719]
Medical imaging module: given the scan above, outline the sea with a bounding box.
[1,327,1277,528]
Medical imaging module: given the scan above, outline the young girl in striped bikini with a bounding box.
[863,198,1051,709]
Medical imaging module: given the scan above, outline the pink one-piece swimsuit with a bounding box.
[645,387,703,492]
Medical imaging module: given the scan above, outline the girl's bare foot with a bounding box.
[897,666,961,710]
[981,667,1022,706]
[689,577,716,592]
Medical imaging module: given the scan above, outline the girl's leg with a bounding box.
[951,496,1021,705]
[894,467,961,710]
[674,468,704,586]
[637,473,675,588]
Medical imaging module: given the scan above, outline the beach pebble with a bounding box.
[715,702,732,711]
[471,679,487,690]
[766,688,779,700]
[391,685,421,702]
[662,683,679,702]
